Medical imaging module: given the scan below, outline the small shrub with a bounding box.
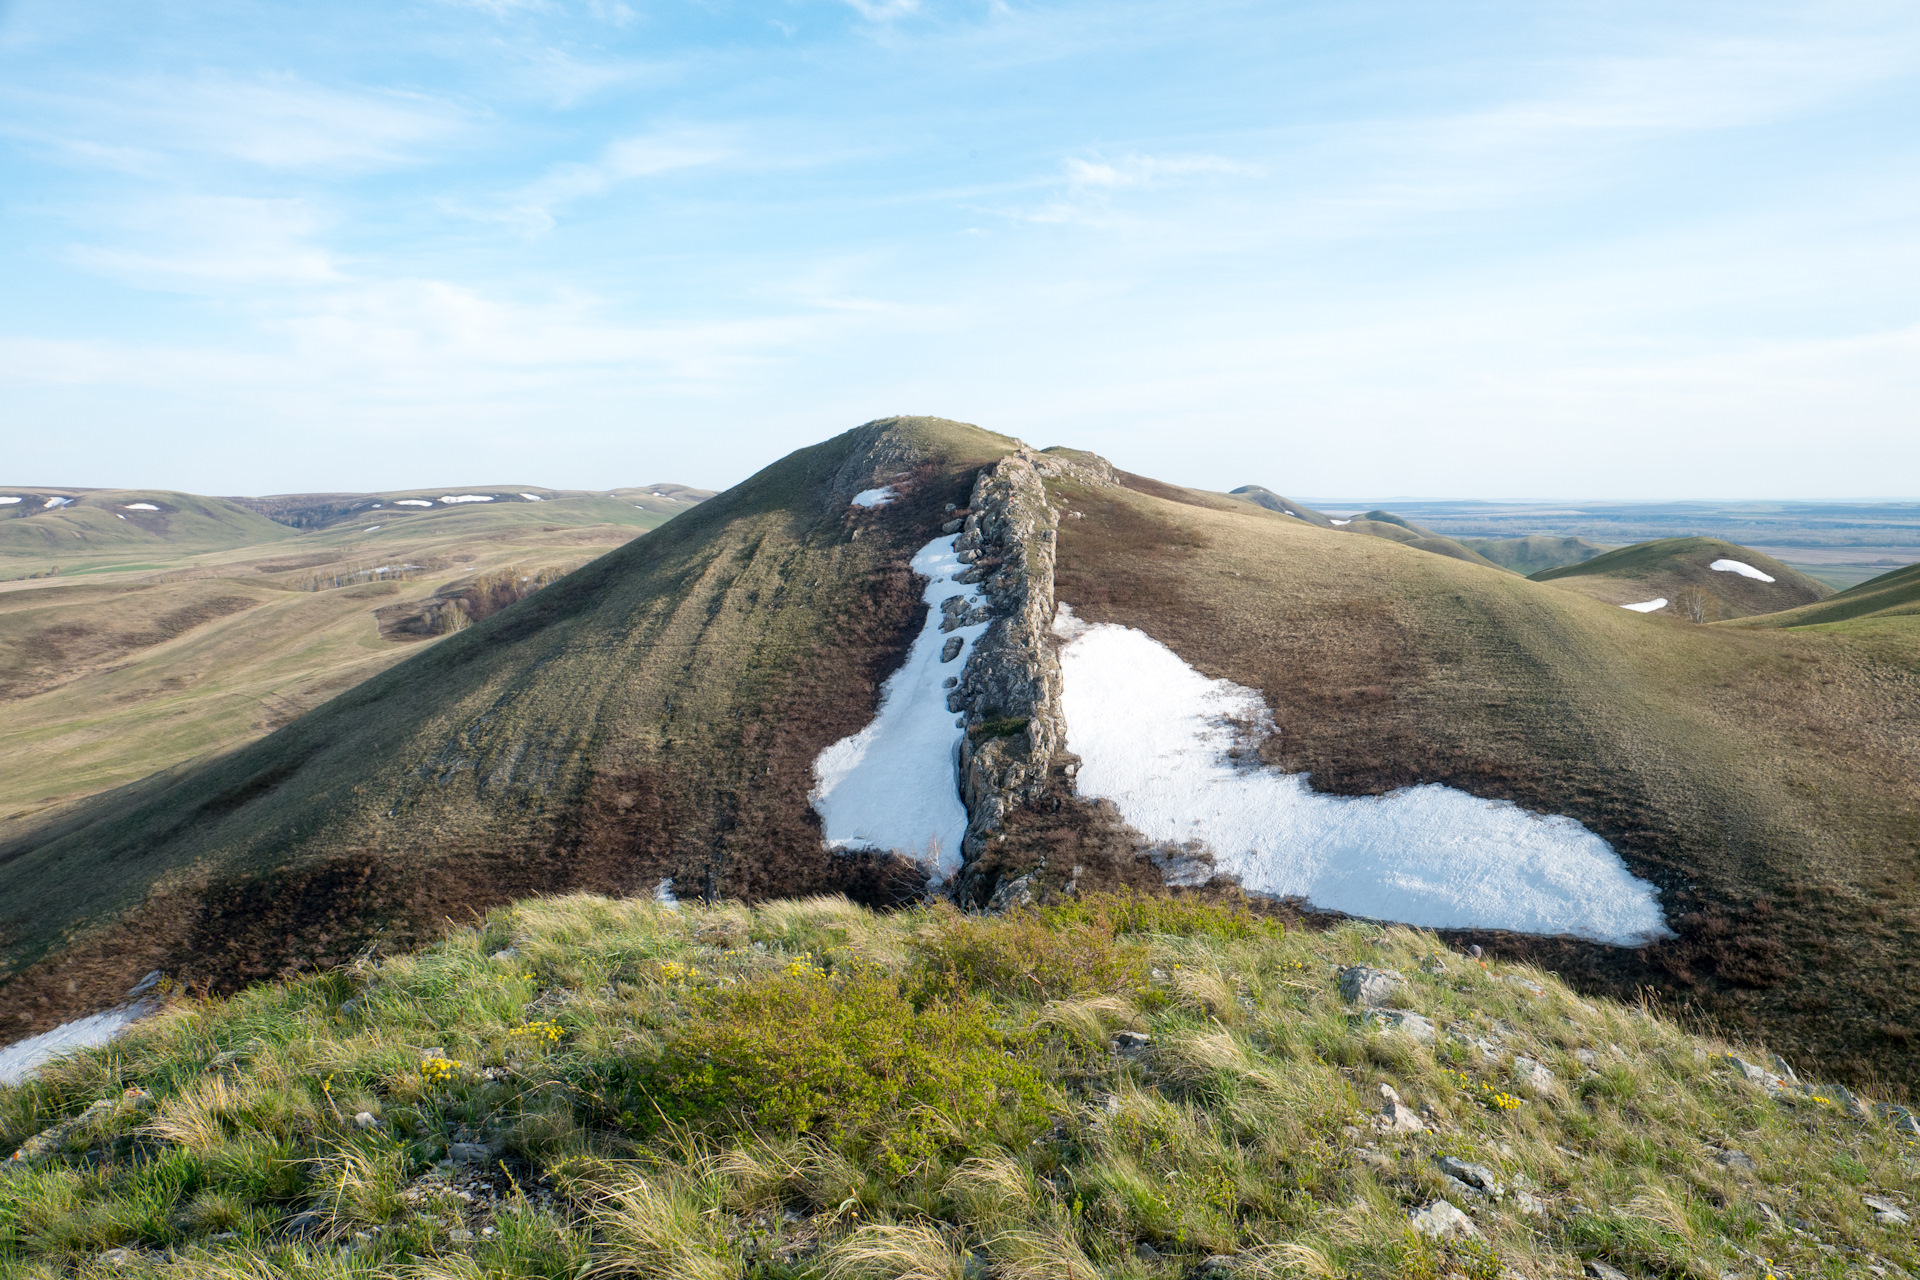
[1041,890,1284,942]
[634,968,1043,1177]
[910,909,1146,1003]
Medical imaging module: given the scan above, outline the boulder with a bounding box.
[1435,1155,1504,1197]
[1339,966,1405,1007]
[1409,1200,1479,1239]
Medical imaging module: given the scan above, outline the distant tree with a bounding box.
[1674,585,1714,623]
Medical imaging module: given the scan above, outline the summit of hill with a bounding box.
[1532,537,1830,619]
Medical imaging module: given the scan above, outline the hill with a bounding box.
[1530,537,1830,619]
[0,491,698,832]
[1335,510,1506,570]
[0,490,296,574]
[1736,561,1920,631]
[3,420,1918,1089]
[1458,534,1611,576]
[2,893,1915,1279]
[1223,486,1335,526]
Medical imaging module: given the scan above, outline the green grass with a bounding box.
[3,892,1914,1279]
[1736,562,1920,630]
[1456,535,1611,576]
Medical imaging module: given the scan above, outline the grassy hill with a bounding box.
[1458,534,1611,576]
[1736,562,1920,631]
[2,892,1915,1279]
[4,422,1919,1093]
[1223,486,1335,526]
[0,419,1014,1038]
[1530,538,1830,619]
[1045,472,1920,1083]
[1336,511,1506,570]
[0,491,297,575]
[0,492,689,831]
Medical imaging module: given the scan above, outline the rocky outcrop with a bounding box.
[944,448,1115,899]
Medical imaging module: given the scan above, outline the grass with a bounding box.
[2,891,1915,1279]
[1048,474,1920,1086]
[1736,563,1920,631]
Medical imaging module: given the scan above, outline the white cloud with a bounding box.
[844,0,921,21]
[67,197,341,289]
[496,131,734,233]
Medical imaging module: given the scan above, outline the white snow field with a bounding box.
[1052,607,1670,944]
[42,497,68,508]
[0,1003,156,1086]
[1622,598,1669,613]
[0,496,19,505]
[1329,518,1351,526]
[1711,558,1775,583]
[850,486,898,508]
[123,502,159,511]
[520,493,542,501]
[440,494,493,504]
[395,499,433,507]
[811,536,990,881]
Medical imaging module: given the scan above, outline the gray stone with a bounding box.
[1724,1054,1785,1090]
[127,970,162,996]
[1574,1048,1600,1067]
[449,1142,496,1165]
[1357,1008,1437,1044]
[1511,1189,1546,1216]
[354,1111,378,1130]
[1355,1149,1395,1174]
[1512,1056,1557,1094]
[985,874,1035,913]
[1502,974,1546,998]
[1864,1196,1910,1226]
[940,635,963,663]
[1718,1149,1758,1174]
[1441,1174,1489,1201]
[1770,1053,1799,1084]
[1339,965,1406,1007]
[1584,1263,1630,1280]
[1377,1083,1425,1133]
[1110,1030,1153,1056]
[449,1228,475,1243]
[1435,1155,1504,1197]
[1409,1199,1480,1239]
[942,675,958,688]
[943,518,964,533]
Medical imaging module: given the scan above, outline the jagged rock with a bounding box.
[1584,1262,1630,1280]
[1503,974,1546,998]
[1511,1189,1547,1216]
[450,1141,498,1165]
[1409,1199,1479,1239]
[1864,1196,1910,1226]
[1450,1028,1503,1062]
[1339,966,1405,1007]
[985,874,1036,913]
[1826,1085,1877,1122]
[1882,1106,1920,1139]
[128,970,162,996]
[1718,1150,1758,1174]
[1110,1030,1153,1056]
[943,518,964,533]
[1441,1174,1488,1201]
[941,636,963,663]
[942,676,959,689]
[1770,1053,1799,1084]
[1723,1054,1785,1090]
[1435,1156,1504,1197]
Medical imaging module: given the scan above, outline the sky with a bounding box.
[1,0,1917,499]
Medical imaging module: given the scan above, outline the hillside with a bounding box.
[1736,562,1920,631]
[1334,511,1505,570]
[0,490,296,573]
[1458,535,1611,576]
[3,420,1918,1090]
[3,893,1916,1279]
[1223,486,1335,526]
[1530,538,1830,619]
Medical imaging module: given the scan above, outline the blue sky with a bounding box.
[2,0,1916,498]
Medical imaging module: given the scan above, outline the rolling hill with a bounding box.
[1222,485,1335,525]
[1531,536,1830,618]
[1334,510,1505,569]
[1458,533,1611,576]
[3,419,1918,1088]
[0,489,296,573]
[1736,561,1920,630]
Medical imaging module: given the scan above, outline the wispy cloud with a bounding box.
[843,0,922,22]
[67,196,341,289]
[493,131,735,233]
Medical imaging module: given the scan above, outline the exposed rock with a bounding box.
[1512,1056,1557,1095]
[127,970,162,996]
[1584,1263,1630,1280]
[941,636,964,663]
[1339,966,1406,1007]
[1110,1030,1153,1057]
[1435,1156,1504,1198]
[3,1088,150,1168]
[354,1111,378,1130]
[1864,1196,1910,1226]
[1356,1008,1437,1044]
[1723,1054,1786,1090]
[450,1141,498,1166]
[1409,1199,1480,1239]
[100,1248,139,1269]
[1574,1048,1599,1067]
[985,873,1035,913]
[1718,1150,1758,1174]
[1377,1083,1425,1133]
[1503,974,1547,998]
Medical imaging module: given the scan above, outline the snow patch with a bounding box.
[123,503,159,511]
[365,525,382,532]
[394,499,432,507]
[850,486,898,508]
[440,494,494,504]
[0,496,19,505]
[1711,558,1774,583]
[1051,608,1670,945]
[654,877,679,909]
[43,497,68,508]
[520,493,542,501]
[1330,518,1351,526]
[0,1003,156,1086]
[810,536,989,881]
[1621,598,1668,613]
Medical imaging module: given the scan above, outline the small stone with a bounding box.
[1584,1263,1630,1280]
[942,676,958,688]
[1724,1054,1784,1089]
[1574,1048,1599,1067]
[940,635,963,663]
[1512,1056,1556,1094]
[1378,1083,1425,1133]
[450,1141,497,1165]
[1435,1155,1504,1197]
[1511,1189,1546,1216]
[1770,1053,1799,1083]
[1110,1030,1153,1055]
[491,947,518,961]
[943,518,964,533]
[1409,1199,1480,1239]
[1198,1256,1239,1277]
[1864,1196,1911,1225]
[354,1111,378,1130]
[1339,965,1405,1007]
[1357,1008,1437,1043]
[1469,945,1484,959]
[101,1248,138,1268]
[1502,974,1546,998]
[1355,1149,1395,1174]
[449,1228,475,1243]
[1718,1150,1758,1174]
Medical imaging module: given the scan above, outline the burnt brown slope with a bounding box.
[0,418,1018,1034]
[1049,475,1920,1087]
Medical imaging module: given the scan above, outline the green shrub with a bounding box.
[1040,890,1283,941]
[635,968,1042,1178]
[909,908,1146,1002]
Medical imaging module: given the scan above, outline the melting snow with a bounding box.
[1711,558,1774,583]
[365,525,382,532]
[0,496,19,505]
[1621,598,1668,613]
[811,535,990,881]
[440,494,494,504]
[43,497,68,508]
[395,499,432,507]
[1330,518,1351,526]
[123,502,159,511]
[0,1003,156,1086]
[850,486,899,508]
[1051,608,1670,945]
[654,877,680,909]
[520,493,542,501]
